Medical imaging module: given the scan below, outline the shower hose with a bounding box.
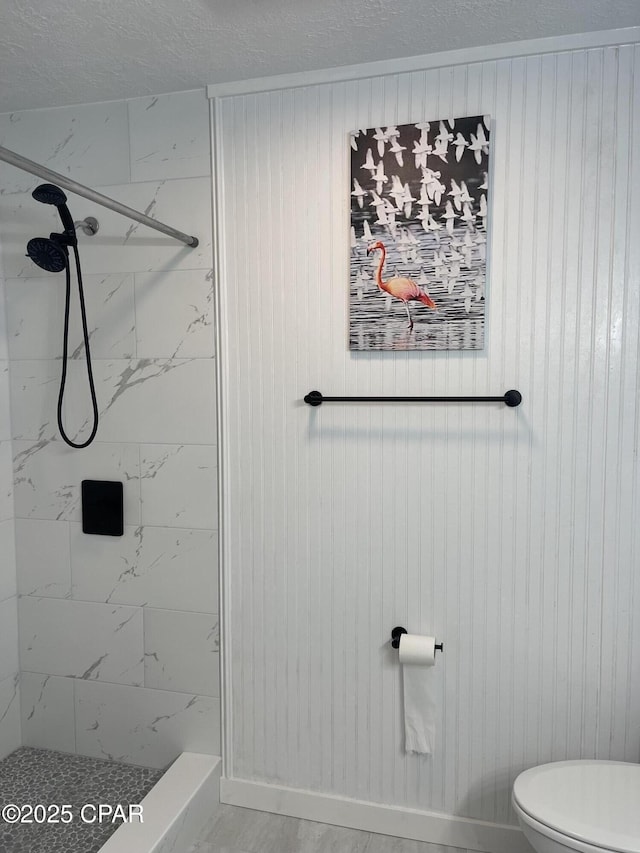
[58,244,99,448]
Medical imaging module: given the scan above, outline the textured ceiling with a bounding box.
[1,0,639,112]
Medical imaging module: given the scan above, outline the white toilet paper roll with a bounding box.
[398,633,436,666]
[398,633,437,754]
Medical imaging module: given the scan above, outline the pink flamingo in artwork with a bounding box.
[367,240,437,329]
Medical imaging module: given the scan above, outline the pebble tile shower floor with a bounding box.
[0,747,163,853]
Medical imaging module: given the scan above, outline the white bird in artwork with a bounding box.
[475,232,487,260]
[433,249,446,277]
[350,226,357,248]
[469,123,489,164]
[459,180,473,206]
[389,136,406,167]
[351,178,366,208]
[389,175,405,210]
[430,178,446,206]
[350,130,361,151]
[461,202,475,225]
[373,127,388,157]
[416,208,428,228]
[362,147,376,173]
[479,172,489,190]
[474,273,485,301]
[431,120,453,161]
[478,193,488,228]
[418,184,431,208]
[415,121,431,132]
[453,132,468,162]
[381,198,397,227]
[435,120,453,147]
[401,182,416,218]
[385,125,400,141]
[400,232,420,265]
[483,115,491,132]
[374,160,388,194]
[362,219,374,242]
[396,230,411,261]
[442,200,457,235]
[432,138,449,162]
[412,134,432,169]
[423,214,441,235]
[375,205,389,227]
[369,190,385,214]
[448,178,464,211]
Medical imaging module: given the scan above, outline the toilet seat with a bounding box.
[512,760,640,853]
[512,803,630,853]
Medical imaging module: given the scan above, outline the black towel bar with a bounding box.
[304,390,522,407]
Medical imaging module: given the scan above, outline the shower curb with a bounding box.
[99,752,221,853]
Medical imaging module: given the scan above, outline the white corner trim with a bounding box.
[209,94,233,779]
[207,26,640,99]
[220,776,530,853]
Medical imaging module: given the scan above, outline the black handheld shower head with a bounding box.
[32,183,76,236]
[27,183,77,272]
[26,236,68,273]
[32,183,68,206]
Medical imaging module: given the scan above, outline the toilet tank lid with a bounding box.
[513,760,640,853]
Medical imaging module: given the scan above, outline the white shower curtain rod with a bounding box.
[0,145,199,248]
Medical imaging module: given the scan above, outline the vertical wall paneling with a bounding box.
[213,37,640,831]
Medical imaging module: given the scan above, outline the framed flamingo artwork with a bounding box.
[349,116,490,351]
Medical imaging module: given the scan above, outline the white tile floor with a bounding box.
[189,804,471,853]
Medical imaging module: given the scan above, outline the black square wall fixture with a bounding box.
[81,480,124,536]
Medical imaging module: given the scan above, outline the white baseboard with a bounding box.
[220,777,531,853]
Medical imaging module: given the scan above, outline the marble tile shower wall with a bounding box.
[0,252,20,760]
[0,90,219,768]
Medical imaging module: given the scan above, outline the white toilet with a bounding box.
[512,760,640,853]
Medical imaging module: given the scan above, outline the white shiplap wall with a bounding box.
[215,39,640,827]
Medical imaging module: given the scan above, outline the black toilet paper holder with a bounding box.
[391,626,443,653]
